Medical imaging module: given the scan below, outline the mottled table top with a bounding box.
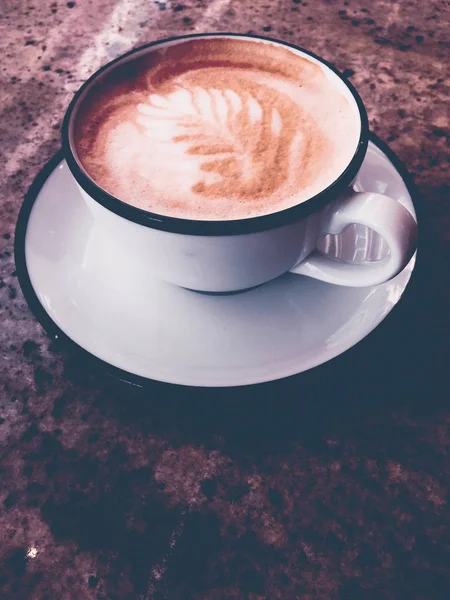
[1,1,449,599]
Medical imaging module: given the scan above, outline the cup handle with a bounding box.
[289,190,418,287]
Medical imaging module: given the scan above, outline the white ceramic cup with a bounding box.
[63,34,418,293]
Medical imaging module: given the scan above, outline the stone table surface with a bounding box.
[1,1,449,599]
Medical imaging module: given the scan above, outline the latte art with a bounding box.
[74,38,360,220]
[130,74,325,205]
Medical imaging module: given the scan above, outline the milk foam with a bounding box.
[74,38,361,220]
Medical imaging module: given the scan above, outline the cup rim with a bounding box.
[62,32,369,236]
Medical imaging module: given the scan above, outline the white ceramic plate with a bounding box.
[15,136,417,387]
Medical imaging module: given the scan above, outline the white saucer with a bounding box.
[15,136,417,388]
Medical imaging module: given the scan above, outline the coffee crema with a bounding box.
[73,38,361,221]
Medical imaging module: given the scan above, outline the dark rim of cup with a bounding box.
[62,33,369,236]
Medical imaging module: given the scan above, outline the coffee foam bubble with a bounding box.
[74,38,361,220]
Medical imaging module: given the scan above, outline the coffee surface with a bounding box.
[74,38,360,220]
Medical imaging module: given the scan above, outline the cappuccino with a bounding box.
[74,37,360,221]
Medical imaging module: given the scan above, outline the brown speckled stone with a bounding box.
[0,1,449,599]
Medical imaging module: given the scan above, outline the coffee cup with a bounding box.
[62,33,417,293]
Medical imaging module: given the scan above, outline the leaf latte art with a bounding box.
[133,79,320,203]
[75,39,360,220]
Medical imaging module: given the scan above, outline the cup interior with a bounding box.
[62,34,369,235]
